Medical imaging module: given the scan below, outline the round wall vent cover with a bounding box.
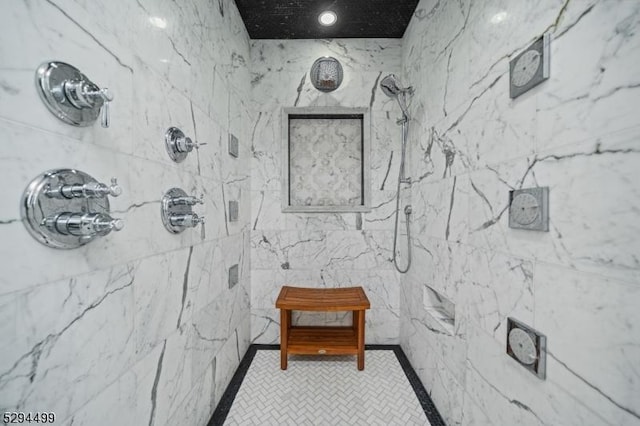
[310,57,343,92]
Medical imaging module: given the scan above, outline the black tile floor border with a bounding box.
[207,344,446,426]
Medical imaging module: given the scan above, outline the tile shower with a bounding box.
[0,1,638,426]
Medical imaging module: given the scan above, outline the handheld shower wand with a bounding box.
[380,74,413,274]
[380,74,413,120]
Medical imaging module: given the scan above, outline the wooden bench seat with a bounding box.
[275,286,371,370]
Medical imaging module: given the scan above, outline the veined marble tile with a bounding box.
[214,325,244,408]
[250,268,322,309]
[1,0,252,423]
[222,179,251,236]
[132,59,193,162]
[188,241,224,326]
[228,96,253,157]
[438,75,538,170]
[362,309,401,344]
[460,391,495,426]
[50,0,135,49]
[0,119,141,293]
[130,0,201,99]
[284,211,361,231]
[536,0,640,150]
[250,39,402,74]
[147,326,192,426]
[190,282,249,370]
[250,40,401,114]
[250,308,281,345]
[122,160,215,250]
[323,230,394,270]
[370,118,402,191]
[458,0,562,103]
[0,264,135,419]
[61,368,137,426]
[429,358,465,426]
[464,320,613,426]
[404,0,472,126]
[249,109,281,155]
[250,144,281,192]
[319,268,401,311]
[417,238,470,303]
[71,340,176,426]
[460,246,534,347]
[134,248,194,358]
[468,132,640,283]
[164,363,214,426]
[0,1,134,156]
[251,190,285,230]
[400,314,440,390]
[535,262,640,425]
[412,174,469,243]
[250,230,327,270]
[363,190,401,231]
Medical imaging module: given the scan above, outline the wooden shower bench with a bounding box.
[275,286,370,370]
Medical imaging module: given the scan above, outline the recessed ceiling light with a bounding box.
[318,10,337,26]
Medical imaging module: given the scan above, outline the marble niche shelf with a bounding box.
[423,286,455,335]
[281,106,371,213]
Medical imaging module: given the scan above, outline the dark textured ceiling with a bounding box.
[234,0,420,39]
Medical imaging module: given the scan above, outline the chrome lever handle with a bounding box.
[108,177,122,197]
[41,212,124,237]
[99,88,113,128]
[178,137,207,153]
[168,193,204,206]
[44,177,122,199]
[169,213,204,228]
[63,80,114,128]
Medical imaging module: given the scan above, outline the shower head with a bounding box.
[380,74,404,97]
[380,74,412,119]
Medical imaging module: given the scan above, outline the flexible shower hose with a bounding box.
[392,118,412,274]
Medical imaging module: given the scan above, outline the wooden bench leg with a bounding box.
[357,310,365,370]
[280,309,290,370]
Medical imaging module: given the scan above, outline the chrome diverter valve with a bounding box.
[161,187,205,236]
[21,169,124,249]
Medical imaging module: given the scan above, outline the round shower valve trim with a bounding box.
[21,169,124,249]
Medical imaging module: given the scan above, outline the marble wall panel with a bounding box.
[0,0,252,425]
[401,1,640,425]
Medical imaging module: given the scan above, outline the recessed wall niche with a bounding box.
[281,107,371,213]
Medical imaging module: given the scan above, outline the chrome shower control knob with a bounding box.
[22,169,123,249]
[64,80,100,109]
[64,81,113,128]
[36,62,114,127]
[169,213,203,228]
[41,212,124,237]
[44,176,122,199]
[161,187,205,234]
[175,135,194,153]
[169,194,204,206]
[164,127,207,162]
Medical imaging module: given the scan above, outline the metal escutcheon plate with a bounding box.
[21,169,111,249]
[164,127,188,163]
[36,61,100,126]
[161,187,190,233]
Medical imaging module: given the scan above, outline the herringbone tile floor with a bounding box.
[224,350,431,425]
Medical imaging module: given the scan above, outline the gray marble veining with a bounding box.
[0,0,252,424]
[400,0,640,425]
